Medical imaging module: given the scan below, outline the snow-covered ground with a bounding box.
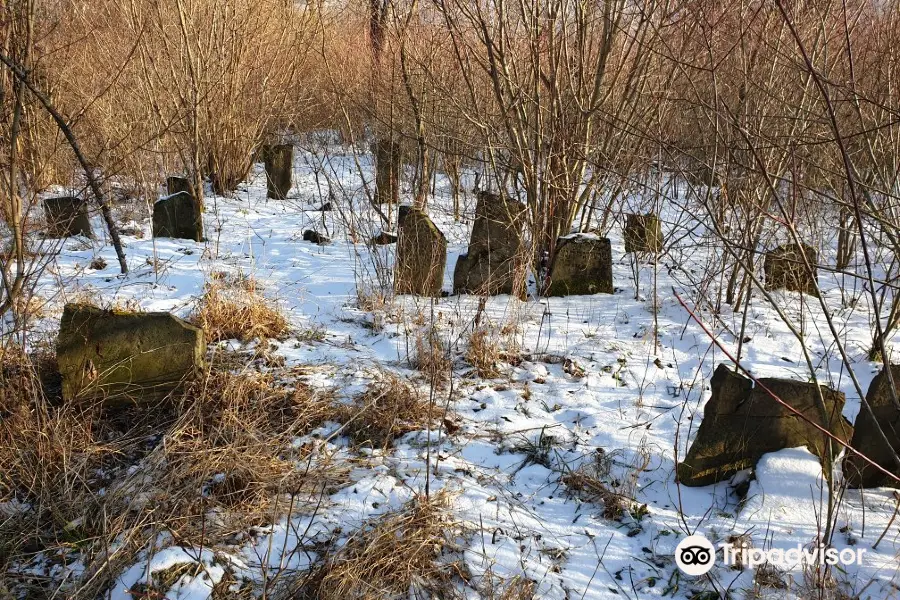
[10,144,900,599]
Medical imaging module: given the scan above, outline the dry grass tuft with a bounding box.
[337,372,444,449]
[561,446,651,523]
[134,367,344,535]
[291,492,461,599]
[411,326,451,384]
[465,326,502,378]
[194,278,290,342]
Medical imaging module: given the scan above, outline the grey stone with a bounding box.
[545,234,613,296]
[57,303,206,406]
[153,191,203,241]
[677,364,853,486]
[44,197,92,238]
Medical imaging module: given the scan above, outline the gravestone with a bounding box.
[394,208,446,297]
[57,303,206,407]
[453,191,526,296]
[843,366,900,488]
[166,176,192,198]
[676,364,853,487]
[371,231,397,245]
[302,230,331,245]
[624,213,663,253]
[153,191,203,241]
[764,243,819,297]
[264,144,293,200]
[373,139,401,205]
[44,197,93,238]
[545,234,613,296]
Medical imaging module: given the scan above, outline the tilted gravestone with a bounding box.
[764,243,819,297]
[545,234,613,296]
[44,196,93,238]
[843,365,900,488]
[264,144,293,200]
[373,139,401,205]
[57,303,206,407]
[677,364,853,487]
[153,191,203,241]
[624,213,663,253]
[394,208,446,297]
[453,191,526,297]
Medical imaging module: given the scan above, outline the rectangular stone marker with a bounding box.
[677,364,853,486]
[264,144,293,199]
[453,191,526,296]
[545,234,613,296]
[764,243,819,297]
[44,196,93,238]
[394,207,447,297]
[624,213,663,253]
[57,303,206,407]
[153,191,203,241]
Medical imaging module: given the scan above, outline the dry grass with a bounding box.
[289,491,462,600]
[411,326,451,385]
[336,372,444,449]
[194,278,290,342]
[465,326,502,378]
[561,446,651,523]
[0,346,351,599]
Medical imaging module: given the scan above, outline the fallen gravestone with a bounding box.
[677,364,853,486]
[44,196,93,238]
[371,231,398,245]
[153,191,203,241]
[844,366,900,488]
[394,208,446,297]
[764,243,819,297]
[545,234,613,296]
[264,144,293,200]
[453,191,526,296]
[57,303,206,406]
[302,230,331,245]
[624,213,663,253]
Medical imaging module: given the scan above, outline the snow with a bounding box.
[11,142,900,599]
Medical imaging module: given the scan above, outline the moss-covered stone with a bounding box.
[844,365,900,488]
[545,234,613,296]
[57,303,206,406]
[153,191,203,241]
[44,197,93,238]
[764,243,819,297]
[453,191,526,297]
[676,364,853,487]
[394,208,446,297]
[264,144,293,200]
[624,213,663,253]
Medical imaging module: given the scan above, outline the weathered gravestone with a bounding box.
[676,364,853,486]
[624,213,663,253]
[44,196,93,238]
[764,243,819,297]
[264,144,293,200]
[453,191,526,296]
[844,365,900,488]
[373,139,401,205]
[153,191,203,241]
[394,208,446,297]
[166,176,192,198]
[545,234,613,296]
[57,303,206,406]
